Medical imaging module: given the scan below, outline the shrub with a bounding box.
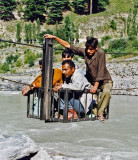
[1,62,9,72]
[24,50,36,67]
[101,35,112,46]
[110,20,117,30]
[16,59,23,67]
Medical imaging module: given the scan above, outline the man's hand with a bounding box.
[53,84,62,92]
[22,85,31,96]
[43,34,55,39]
[90,85,97,94]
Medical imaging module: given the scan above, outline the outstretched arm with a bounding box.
[43,34,70,48]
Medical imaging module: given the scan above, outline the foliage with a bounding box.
[101,35,112,46]
[24,50,36,67]
[71,0,89,14]
[72,0,109,14]
[110,20,117,30]
[64,16,71,42]
[127,8,137,38]
[16,59,23,67]
[24,24,29,43]
[23,0,46,22]
[0,0,16,21]
[46,0,70,24]
[1,62,9,72]
[37,18,41,38]
[32,23,37,42]
[6,55,19,64]
[107,37,138,57]
[16,22,22,42]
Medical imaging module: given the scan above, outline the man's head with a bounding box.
[39,59,42,71]
[62,49,74,61]
[85,37,98,56]
[62,60,75,78]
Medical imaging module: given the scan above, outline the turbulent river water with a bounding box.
[0,91,138,160]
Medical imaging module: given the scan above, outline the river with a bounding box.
[0,91,138,160]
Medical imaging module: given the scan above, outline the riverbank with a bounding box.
[0,56,138,95]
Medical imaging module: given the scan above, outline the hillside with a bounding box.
[0,0,138,74]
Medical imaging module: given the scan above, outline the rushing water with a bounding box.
[0,91,138,160]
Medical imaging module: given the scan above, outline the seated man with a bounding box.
[22,59,63,116]
[22,59,63,96]
[54,60,93,119]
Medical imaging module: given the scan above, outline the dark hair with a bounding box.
[39,59,42,65]
[62,49,74,58]
[62,59,75,69]
[85,37,98,49]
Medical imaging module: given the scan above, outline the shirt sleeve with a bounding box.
[53,68,63,86]
[31,74,41,88]
[70,44,85,57]
[95,52,106,81]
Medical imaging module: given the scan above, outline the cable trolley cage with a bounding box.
[26,39,110,123]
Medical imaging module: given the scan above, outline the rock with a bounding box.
[31,147,52,160]
[0,134,39,160]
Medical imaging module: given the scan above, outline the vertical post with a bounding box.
[40,38,53,121]
[63,89,68,123]
[27,95,30,117]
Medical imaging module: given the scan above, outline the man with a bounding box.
[22,59,63,96]
[43,34,113,122]
[54,60,93,119]
[22,59,63,116]
[62,49,85,75]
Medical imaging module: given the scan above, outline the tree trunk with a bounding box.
[90,0,92,15]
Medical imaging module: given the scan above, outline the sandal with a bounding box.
[98,114,104,122]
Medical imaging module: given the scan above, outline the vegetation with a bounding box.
[23,0,46,22]
[0,0,16,20]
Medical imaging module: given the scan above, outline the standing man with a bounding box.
[43,34,113,122]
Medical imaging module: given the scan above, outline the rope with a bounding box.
[0,39,43,48]
[0,76,31,86]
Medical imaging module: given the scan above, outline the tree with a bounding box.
[28,23,32,43]
[16,22,22,42]
[64,16,71,42]
[72,0,89,14]
[32,23,37,42]
[72,0,109,14]
[36,18,41,38]
[0,0,16,21]
[24,0,46,22]
[46,0,64,24]
[24,24,29,43]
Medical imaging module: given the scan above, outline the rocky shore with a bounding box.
[0,56,138,96]
[0,134,80,160]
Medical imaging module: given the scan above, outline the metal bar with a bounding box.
[38,89,40,118]
[27,95,30,117]
[63,89,68,123]
[51,90,55,120]
[73,92,75,120]
[57,91,61,120]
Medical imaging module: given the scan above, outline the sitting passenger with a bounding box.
[22,59,63,96]
[54,60,94,119]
